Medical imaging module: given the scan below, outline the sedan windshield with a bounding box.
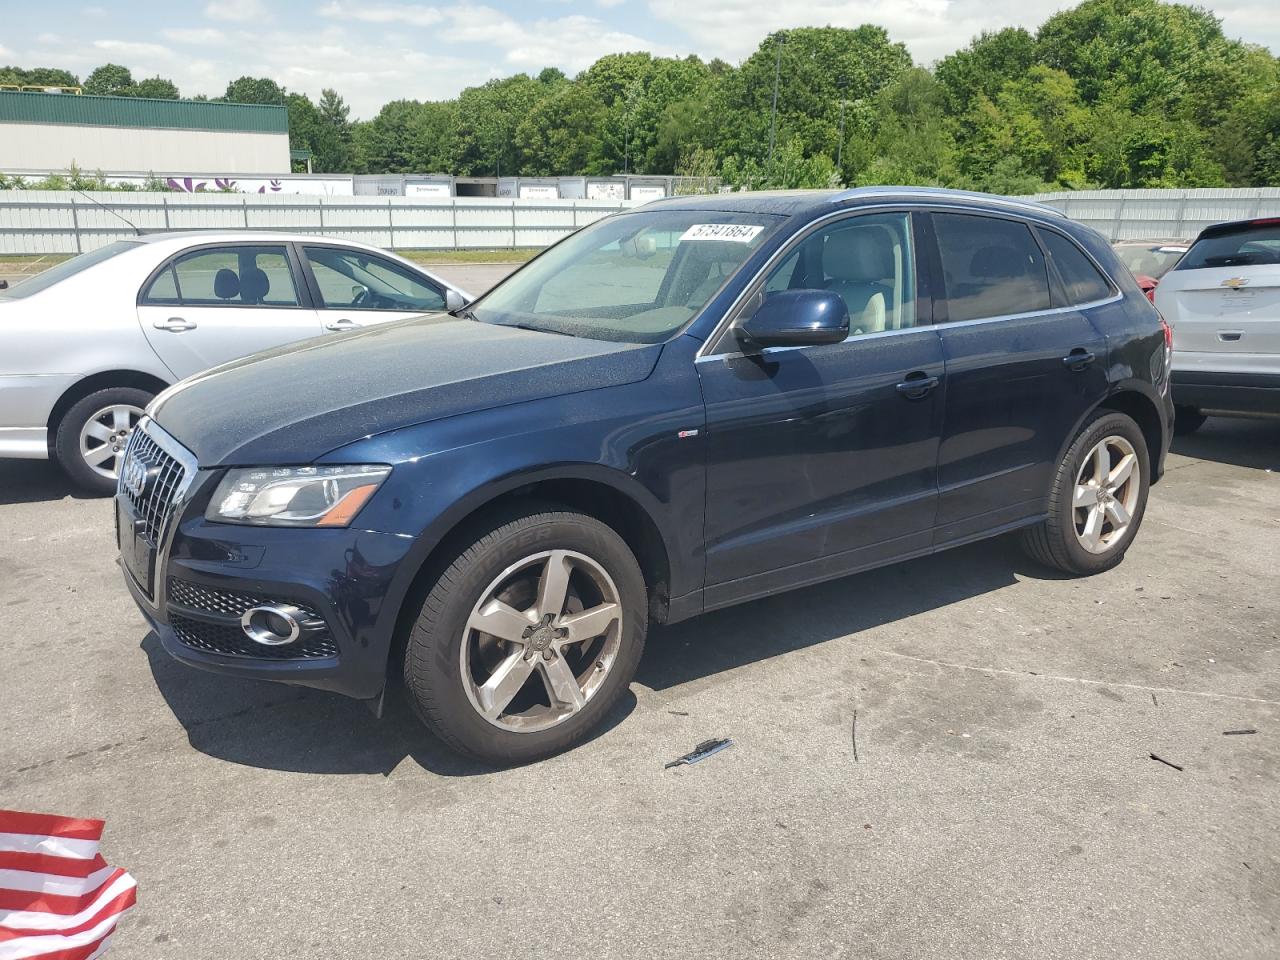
[469,209,782,343]
[1113,244,1185,280]
[0,240,142,300]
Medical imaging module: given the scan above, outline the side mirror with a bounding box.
[739,289,849,349]
[445,288,468,312]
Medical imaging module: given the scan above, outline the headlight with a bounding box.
[207,464,391,527]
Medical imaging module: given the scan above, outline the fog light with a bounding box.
[240,604,304,646]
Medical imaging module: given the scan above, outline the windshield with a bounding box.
[0,241,142,300]
[1177,222,1280,270]
[469,209,782,343]
[1113,244,1185,279]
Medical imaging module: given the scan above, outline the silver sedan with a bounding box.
[0,232,469,493]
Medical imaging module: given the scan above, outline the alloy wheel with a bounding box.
[460,549,623,732]
[1072,435,1141,555]
[78,403,144,482]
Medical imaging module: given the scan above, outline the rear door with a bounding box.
[300,244,448,334]
[927,212,1110,545]
[1155,219,1280,373]
[136,243,321,380]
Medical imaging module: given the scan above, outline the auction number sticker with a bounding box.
[679,223,765,243]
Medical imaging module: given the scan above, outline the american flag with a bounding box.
[0,810,136,960]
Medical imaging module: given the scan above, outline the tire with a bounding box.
[403,504,647,764]
[54,387,152,496]
[1021,410,1150,576]
[1174,405,1207,436]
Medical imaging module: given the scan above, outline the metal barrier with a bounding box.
[0,192,644,255]
[1025,188,1280,240]
[4,188,1280,255]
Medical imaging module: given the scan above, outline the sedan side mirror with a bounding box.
[739,289,849,349]
[445,288,468,312]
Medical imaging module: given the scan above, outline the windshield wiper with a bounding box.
[450,306,478,321]
[506,322,578,338]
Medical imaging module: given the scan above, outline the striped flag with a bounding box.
[0,810,136,960]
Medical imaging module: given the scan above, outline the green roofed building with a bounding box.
[0,90,291,174]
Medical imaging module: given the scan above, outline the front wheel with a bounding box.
[54,387,152,496]
[403,505,647,764]
[1021,410,1150,576]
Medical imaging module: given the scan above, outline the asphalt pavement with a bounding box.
[1,413,1277,959]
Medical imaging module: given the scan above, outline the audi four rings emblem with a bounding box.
[122,456,149,498]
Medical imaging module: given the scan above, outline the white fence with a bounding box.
[1026,188,1280,240]
[4,188,1280,256]
[0,191,644,255]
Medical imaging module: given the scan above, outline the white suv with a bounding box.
[1155,217,1280,434]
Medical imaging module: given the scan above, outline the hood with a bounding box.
[150,314,662,465]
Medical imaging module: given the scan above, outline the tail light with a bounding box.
[1157,311,1173,350]
[1144,287,1157,304]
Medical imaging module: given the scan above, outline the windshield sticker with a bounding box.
[679,223,765,243]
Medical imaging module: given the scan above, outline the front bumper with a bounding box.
[120,486,417,701]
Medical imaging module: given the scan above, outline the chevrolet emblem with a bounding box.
[1220,277,1250,288]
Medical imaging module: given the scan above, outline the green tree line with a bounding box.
[5,0,1280,189]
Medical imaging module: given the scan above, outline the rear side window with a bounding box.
[1177,221,1280,270]
[933,213,1051,323]
[1039,229,1113,305]
[142,245,301,307]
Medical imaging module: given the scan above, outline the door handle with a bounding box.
[1062,349,1095,370]
[154,317,196,332]
[896,373,939,399]
[325,319,362,332]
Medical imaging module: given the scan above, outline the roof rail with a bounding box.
[831,186,1067,218]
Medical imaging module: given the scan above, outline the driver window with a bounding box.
[303,246,445,312]
[760,213,916,338]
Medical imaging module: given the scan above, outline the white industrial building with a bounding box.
[0,90,291,175]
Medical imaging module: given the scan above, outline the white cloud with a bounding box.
[93,39,178,61]
[319,1,444,27]
[204,0,269,23]
[439,6,667,72]
[82,6,107,17]
[162,28,228,46]
[598,0,625,7]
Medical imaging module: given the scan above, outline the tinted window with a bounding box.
[933,214,1051,322]
[758,212,916,337]
[144,246,300,306]
[1177,221,1280,269]
[304,246,444,312]
[1,241,141,300]
[1040,230,1113,305]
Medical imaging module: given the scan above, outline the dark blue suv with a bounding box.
[116,188,1173,763]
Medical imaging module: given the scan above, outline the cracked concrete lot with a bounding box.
[1,407,1277,959]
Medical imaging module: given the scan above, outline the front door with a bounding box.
[300,244,448,334]
[136,243,322,380]
[697,212,945,607]
[927,212,1110,544]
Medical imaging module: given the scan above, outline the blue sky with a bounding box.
[3,0,1277,117]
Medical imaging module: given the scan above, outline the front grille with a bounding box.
[167,577,338,660]
[120,425,187,546]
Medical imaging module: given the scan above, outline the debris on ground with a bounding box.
[664,738,733,769]
[667,710,690,717]
[852,709,860,763]
[1149,753,1184,771]
[1223,729,1257,736]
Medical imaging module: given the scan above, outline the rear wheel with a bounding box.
[1021,410,1150,576]
[1174,405,1207,436]
[403,505,647,764]
[54,387,151,496]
